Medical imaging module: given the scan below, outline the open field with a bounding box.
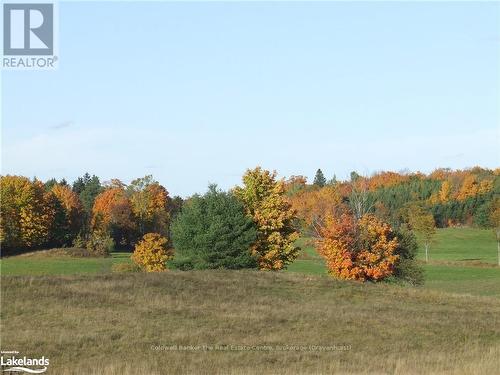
[0,251,131,276]
[1,270,499,375]
[286,229,500,297]
[2,228,499,297]
[1,228,499,373]
[415,227,498,263]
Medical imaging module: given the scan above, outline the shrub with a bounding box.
[86,230,114,257]
[317,213,399,282]
[132,233,173,272]
[171,185,258,270]
[392,225,424,285]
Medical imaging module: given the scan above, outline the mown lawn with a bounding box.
[416,227,498,263]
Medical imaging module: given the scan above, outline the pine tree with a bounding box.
[313,169,326,187]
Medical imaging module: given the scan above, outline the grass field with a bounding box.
[1,228,500,374]
[286,229,500,297]
[0,251,131,276]
[2,228,499,297]
[2,271,499,374]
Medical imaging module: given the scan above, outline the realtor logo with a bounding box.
[3,3,53,55]
[2,3,57,69]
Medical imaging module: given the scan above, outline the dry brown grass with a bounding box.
[1,271,499,374]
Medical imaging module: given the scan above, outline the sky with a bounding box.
[2,1,499,197]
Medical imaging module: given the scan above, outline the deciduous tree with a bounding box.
[127,175,170,236]
[92,187,135,245]
[316,213,399,281]
[234,167,299,270]
[132,233,172,272]
[409,206,436,263]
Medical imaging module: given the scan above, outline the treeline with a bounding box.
[287,166,499,231]
[0,173,183,254]
[1,166,498,284]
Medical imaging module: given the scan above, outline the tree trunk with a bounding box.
[497,240,500,267]
[425,244,429,263]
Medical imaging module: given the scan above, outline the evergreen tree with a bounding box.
[171,185,258,270]
[313,169,326,187]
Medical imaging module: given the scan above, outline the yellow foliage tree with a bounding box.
[234,167,299,270]
[438,180,452,202]
[132,233,173,272]
[288,186,343,234]
[51,184,83,242]
[127,176,170,236]
[0,175,54,249]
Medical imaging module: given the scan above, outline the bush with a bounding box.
[392,226,424,285]
[171,185,258,270]
[132,233,173,272]
[86,230,114,257]
[317,213,399,282]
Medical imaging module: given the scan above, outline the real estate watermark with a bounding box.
[0,350,50,373]
[2,2,58,69]
[150,344,352,352]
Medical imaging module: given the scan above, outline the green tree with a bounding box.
[490,198,500,266]
[171,185,257,270]
[392,225,424,285]
[73,173,103,233]
[409,206,436,263]
[313,169,326,187]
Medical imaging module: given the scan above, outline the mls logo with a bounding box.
[3,3,53,55]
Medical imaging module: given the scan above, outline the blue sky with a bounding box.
[2,1,499,197]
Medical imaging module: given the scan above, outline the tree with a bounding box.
[327,174,338,186]
[171,185,257,270]
[0,176,55,250]
[132,233,173,272]
[490,198,500,266]
[288,186,344,234]
[51,184,83,245]
[234,167,300,270]
[73,173,103,214]
[409,207,436,263]
[92,187,135,246]
[350,171,360,182]
[313,169,326,188]
[316,213,399,282]
[438,180,451,202]
[73,173,103,235]
[349,177,374,220]
[392,225,424,285]
[127,175,170,236]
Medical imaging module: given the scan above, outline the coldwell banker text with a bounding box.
[2,3,58,69]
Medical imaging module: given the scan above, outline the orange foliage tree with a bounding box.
[51,184,83,244]
[316,213,399,281]
[92,186,135,245]
[288,186,343,234]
